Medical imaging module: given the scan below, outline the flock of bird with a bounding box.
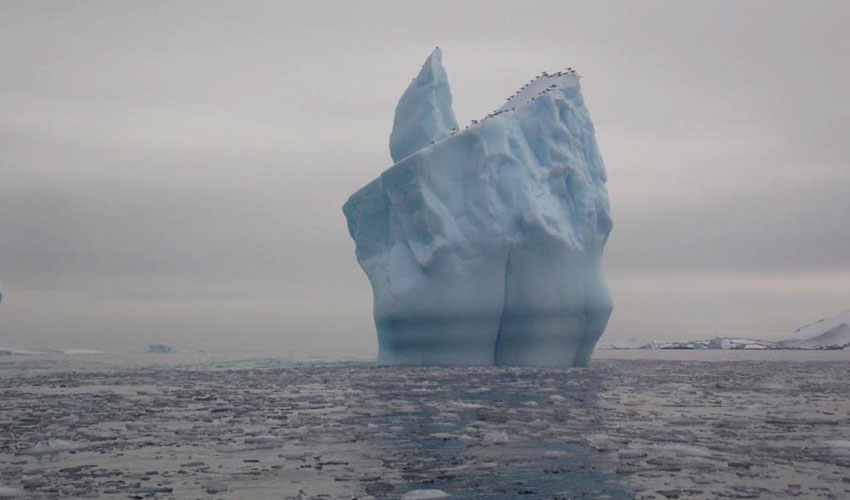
[463,67,579,130]
[426,67,580,145]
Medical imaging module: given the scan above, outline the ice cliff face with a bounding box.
[343,50,613,366]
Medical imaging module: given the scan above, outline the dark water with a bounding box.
[1,351,850,499]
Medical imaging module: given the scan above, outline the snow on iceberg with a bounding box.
[343,49,613,366]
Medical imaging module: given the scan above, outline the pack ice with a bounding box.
[343,48,613,366]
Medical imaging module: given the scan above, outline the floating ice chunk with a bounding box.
[450,401,485,409]
[77,428,119,441]
[148,344,173,353]
[204,482,228,494]
[0,485,22,498]
[482,430,509,444]
[716,417,751,429]
[683,456,722,469]
[429,432,459,440]
[215,442,277,453]
[825,440,850,454]
[653,443,712,458]
[543,450,569,459]
[243,435,285,445]
[585,434,618,451]
[17,440,88,458]
[401,489,450,499]
[825,440,850,447]
[617,449,647,460]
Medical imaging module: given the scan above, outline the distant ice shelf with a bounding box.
[603,311,850,351]
[602,338,780,350]
[343,48,612,366]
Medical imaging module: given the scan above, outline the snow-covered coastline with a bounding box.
[601,337,781,350]
[604,310,850,350]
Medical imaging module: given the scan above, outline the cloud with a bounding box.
[1,0,848,350]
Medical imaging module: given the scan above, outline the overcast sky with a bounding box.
[1,0,848,354]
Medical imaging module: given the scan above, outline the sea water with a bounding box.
[1,350,849,499]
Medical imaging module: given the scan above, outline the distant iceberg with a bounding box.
[343,48,613,366]
[782,310,850,350]
[0,347,104,356]
[148,344,174,354]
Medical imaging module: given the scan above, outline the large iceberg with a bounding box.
[343,49,613,366]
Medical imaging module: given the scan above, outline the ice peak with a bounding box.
[389,47,459,163]
[416,47,444,84]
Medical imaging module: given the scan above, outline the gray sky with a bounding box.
[1,0,848,354]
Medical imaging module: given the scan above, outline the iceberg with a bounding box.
[343,49,613,366]
[148,344,174,354]
[782,310,850,349]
